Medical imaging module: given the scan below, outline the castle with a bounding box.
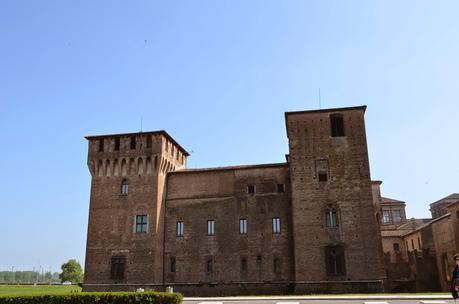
[82,106,387,295]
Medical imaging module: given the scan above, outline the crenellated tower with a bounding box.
[83,131,188,290]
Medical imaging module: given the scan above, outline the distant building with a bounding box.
[82,106,386,295]
[372,183,459,292]
[430,194,459,219]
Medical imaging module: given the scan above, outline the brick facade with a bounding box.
[83,106,386,295]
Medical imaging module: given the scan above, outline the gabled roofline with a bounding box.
[84,130,190,156]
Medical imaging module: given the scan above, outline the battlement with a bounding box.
[85,130,188,177]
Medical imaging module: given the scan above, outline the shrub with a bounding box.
[0,291,182,304]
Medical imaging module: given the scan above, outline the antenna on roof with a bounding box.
[140,116,143,132]
[319,88,322,109]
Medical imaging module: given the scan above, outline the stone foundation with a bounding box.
[83,280,384,296]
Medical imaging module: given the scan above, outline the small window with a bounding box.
[393,210,402,223]
[382,210,391,224]
[146,136,152,149]
[418,237,421,249]
[170,257,176,273]
[326,210,338,228]
[411,239,415,250]
[393,243,400,252]
[273,257,281,273]
[240,257,247,273]
[135,214,148,233]
[176,221,184,237]
[256,255,262,271]
[272,217,281,234]
[130,136,136,150]
[325,246,345,276]
[98,139,104,152]
[207,220,215,236]
[277,184,285,193]
[110,255,126,280]
[247,185,256,194]
[239,219,247,235]
[330,114,345,137]
[206,259,213,273]
[121,180,129,195]
[318,171,328,182]
[114,138,120,151]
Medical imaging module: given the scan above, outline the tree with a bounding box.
[59,259,83,283]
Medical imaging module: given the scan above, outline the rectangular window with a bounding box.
[418,237,421,249]
[411,239,415,250]
[247,185,256,194]
[326,211,338,228]
[240,257,247,273]
[135,214,148,233]
[146,136,152,148]
[170,257,176,273]
[393,210,402,223]
[176,221,184,237]
[239,219,247,235]
[325,246,346,276]
[130,136,136,150]
[272,217,281,234]
[98,139,104,152]
[207,220,215,236]
[121,180,129,195]
[330,114,345,137]
[206,259,213,273]
[318,171,328,182]
[256,255,262,272]
[110,256,126,280]
[273,257,281,273]
[393,243,400,252]
[114,138,120,151]
[277,184,285,193]
[382,210,391,224]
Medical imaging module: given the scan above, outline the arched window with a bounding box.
[121,180,129,195]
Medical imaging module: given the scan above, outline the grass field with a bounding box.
[0,285,81,296]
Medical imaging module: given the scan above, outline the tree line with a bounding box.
[0,271,60,283]
[0,259,83,284]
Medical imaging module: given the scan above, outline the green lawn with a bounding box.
[0,284,81,296]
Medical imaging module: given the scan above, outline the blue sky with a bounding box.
[1,1,458,272]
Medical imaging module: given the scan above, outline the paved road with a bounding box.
[184,299,456,304]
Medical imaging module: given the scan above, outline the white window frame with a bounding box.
[207,220,215,236]
[272,217,281,234]
[121,180,129,195]
[239,219,247,235]
[382,210,391,224]
[176,221,184,237]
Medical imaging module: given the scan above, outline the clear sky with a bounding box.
[1,0,458,272]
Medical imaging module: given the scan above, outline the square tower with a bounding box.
[83,131,188,291]
[285,106,385,292]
